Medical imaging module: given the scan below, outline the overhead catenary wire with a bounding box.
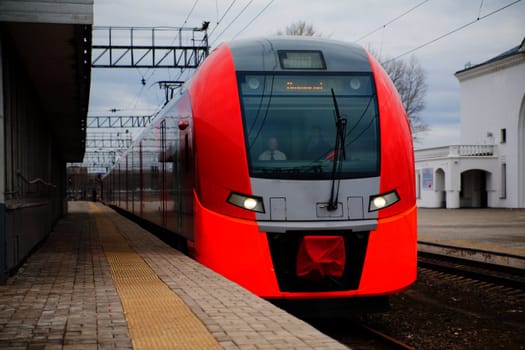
[389,0,523,61]
[182,0,200,26]
[165,1,202,85]
[209,0,238,38]
[477,0,485,20]
[216,0,219,25]
[130,1,204,113]
[355,0,431,42]
[139,13,199,85]
[231,0,275,40]
[211,0,255,46]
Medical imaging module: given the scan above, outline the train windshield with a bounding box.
[238,73,380,179]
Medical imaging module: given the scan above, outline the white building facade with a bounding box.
[415,38,525,208]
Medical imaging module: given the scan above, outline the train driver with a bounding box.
[258,137,287,160]
[304,126,331,160]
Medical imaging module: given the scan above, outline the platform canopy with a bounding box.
[0,0,93,161]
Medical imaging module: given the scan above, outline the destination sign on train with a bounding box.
[277,50,326,70]
[241,75,372,96]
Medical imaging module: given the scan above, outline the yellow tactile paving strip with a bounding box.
[90,203,222,350]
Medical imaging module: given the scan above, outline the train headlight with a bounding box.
[227,192,265,213]
[243,198,258,210]
[368,190,400,212]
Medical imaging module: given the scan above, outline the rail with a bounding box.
[418,240,525,269]
[418,243,525,290]
[361,324,416,350]
[308,318,416,349]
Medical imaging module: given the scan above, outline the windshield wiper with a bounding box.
[327,88,347,211]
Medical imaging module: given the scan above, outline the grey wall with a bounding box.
[0,31,66,282]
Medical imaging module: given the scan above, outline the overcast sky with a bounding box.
[90,0,525,150]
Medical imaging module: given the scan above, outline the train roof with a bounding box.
[227,36,372,73]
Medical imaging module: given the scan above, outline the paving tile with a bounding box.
[0,204,131,348]
[0,202,350,349]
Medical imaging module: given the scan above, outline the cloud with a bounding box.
[415,123,461,150]
[90,75,163,114]
[89,0,525,153]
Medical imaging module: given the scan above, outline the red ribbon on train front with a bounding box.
[295,236,346,281]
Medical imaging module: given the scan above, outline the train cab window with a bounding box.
[237,73,380,179]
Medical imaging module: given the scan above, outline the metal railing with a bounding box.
[4,170,56,199]
[415,144,495,161]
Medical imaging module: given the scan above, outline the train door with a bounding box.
[132,146,140,215]
[125,154,129,211]
[175,134,183,234]
[160,119,168,226]
[110,172,114,204]
[139,141,144,217]
[175,94,194,240]
[117,163,121,207]
[130,150,134,214]
[162,115,182,235]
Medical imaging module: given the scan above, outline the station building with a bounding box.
[0,1,92,282]
[415,37,525,209]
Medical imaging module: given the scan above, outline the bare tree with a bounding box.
[374,52,429,141]
[277,20,318,36]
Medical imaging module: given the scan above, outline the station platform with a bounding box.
[418,208,525,269]
[0,202,347,350]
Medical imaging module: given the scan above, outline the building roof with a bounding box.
[0,1,93,162]
[455,37,525,76]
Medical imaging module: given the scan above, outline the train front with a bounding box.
[190,37,417,301]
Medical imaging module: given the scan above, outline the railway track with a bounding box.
[306,318,415,350]
[358,324,416,350]
[418,242,525,290]
[311,244,525,349]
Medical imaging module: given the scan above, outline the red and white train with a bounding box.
[103,37,417,308]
